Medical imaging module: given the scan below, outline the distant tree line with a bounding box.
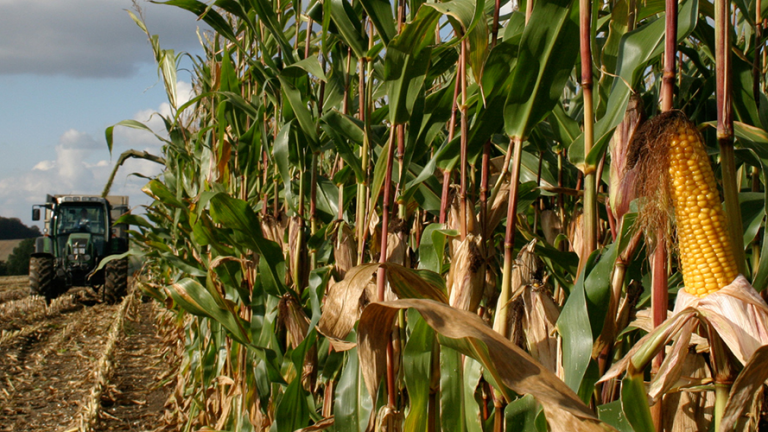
[0,239,35,276]
[0,216,40,240]
[0,216,40,276]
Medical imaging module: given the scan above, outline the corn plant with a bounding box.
[106,0,768,430]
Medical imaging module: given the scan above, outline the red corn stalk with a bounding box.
[376,128,398,409]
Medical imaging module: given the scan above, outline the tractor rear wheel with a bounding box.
[103,258,128,304]
[29,256,56,299]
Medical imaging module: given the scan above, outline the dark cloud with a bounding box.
[0,0,210,78]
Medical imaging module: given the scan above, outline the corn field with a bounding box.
[109,0,768,430]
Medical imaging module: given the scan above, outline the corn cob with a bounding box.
[666,116,738,297]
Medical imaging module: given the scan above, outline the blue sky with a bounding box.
[0,0,209,231]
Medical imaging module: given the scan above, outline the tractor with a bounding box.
[29,195,130,303]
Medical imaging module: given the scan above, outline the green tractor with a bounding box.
[29,195,130,303]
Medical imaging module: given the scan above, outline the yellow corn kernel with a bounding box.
[667,118,739,297]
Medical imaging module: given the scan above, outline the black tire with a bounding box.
[103,258,128,304]
[29,255,56,299]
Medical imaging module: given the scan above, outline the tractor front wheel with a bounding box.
[29,255,57,299]
[103,258,128,304]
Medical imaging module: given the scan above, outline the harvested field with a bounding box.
[0,276,178,432]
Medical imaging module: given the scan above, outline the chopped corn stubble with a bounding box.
[668,122,739,297]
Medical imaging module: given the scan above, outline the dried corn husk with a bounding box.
[260,213,287,251]
[287,216,309,289]
[502,240,560,375]
[279,294,317,391]
[540,209,562,246]
[602,275,768,416]
[673,275,768,366]
[662,351,714,432]
[487,178,510,236]
[334,222,357,279]
[608,94,644,221]
[568,211,584,259]
[447,234,485,312]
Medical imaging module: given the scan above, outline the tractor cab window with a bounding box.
[57,206,106,235]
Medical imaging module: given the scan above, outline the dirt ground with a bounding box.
[0,276,177,432]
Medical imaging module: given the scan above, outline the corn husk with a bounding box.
[334,222,357,279]
[662,351,714,432]
[260,213,287,251]
[568,211,584,259]
[608,94,644,221]
[386,219,408,266]
[673,275,768,366]
[447,234,485,312]
[279,294,318,391]
[602,275,768,413]
[287,216,309,289]
[540,209,562,246]
[487,178,510,235]
[502,240,560,375]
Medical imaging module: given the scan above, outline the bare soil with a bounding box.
[0,276,176,432]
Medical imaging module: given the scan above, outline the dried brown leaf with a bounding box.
[662,351,714,432]
[720,344,768,431]
[358,299,613,432]
[296,417,335,432]
[317,264,378,351]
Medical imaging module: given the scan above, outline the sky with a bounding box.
[0,0,210,231]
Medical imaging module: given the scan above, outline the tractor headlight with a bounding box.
[84,254,91,261]
[68,254,75,261]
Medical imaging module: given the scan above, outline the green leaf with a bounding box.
[597,401,633,432]
[328,0,368,58]
[113,213,152,229]
[440,347,470,432]
[403,314,435,431]
[334,348,373,432]
[569,0,698,170]
[105,119,169,155]
[278,76,320,150]
[246,0,295,59]
[620,375,654,432]
[556,243,618,398]
[740,192,765,250]
[384,6,439,124]
[321,110,365,182]
[143,179,186,209]
[160,0,238,42]
[208,193,287,296]
[167,278,251,345]
[505,395,541,432]
[274,121,296,211]
[503,0,579,139]
[286,55,328,81]
[275,373,311,432]
[418,223,458,273]
[359,0,397,46]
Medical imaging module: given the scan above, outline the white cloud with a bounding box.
[33,160,55,171]
[0,93,180,227]
[0,0,209,78]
